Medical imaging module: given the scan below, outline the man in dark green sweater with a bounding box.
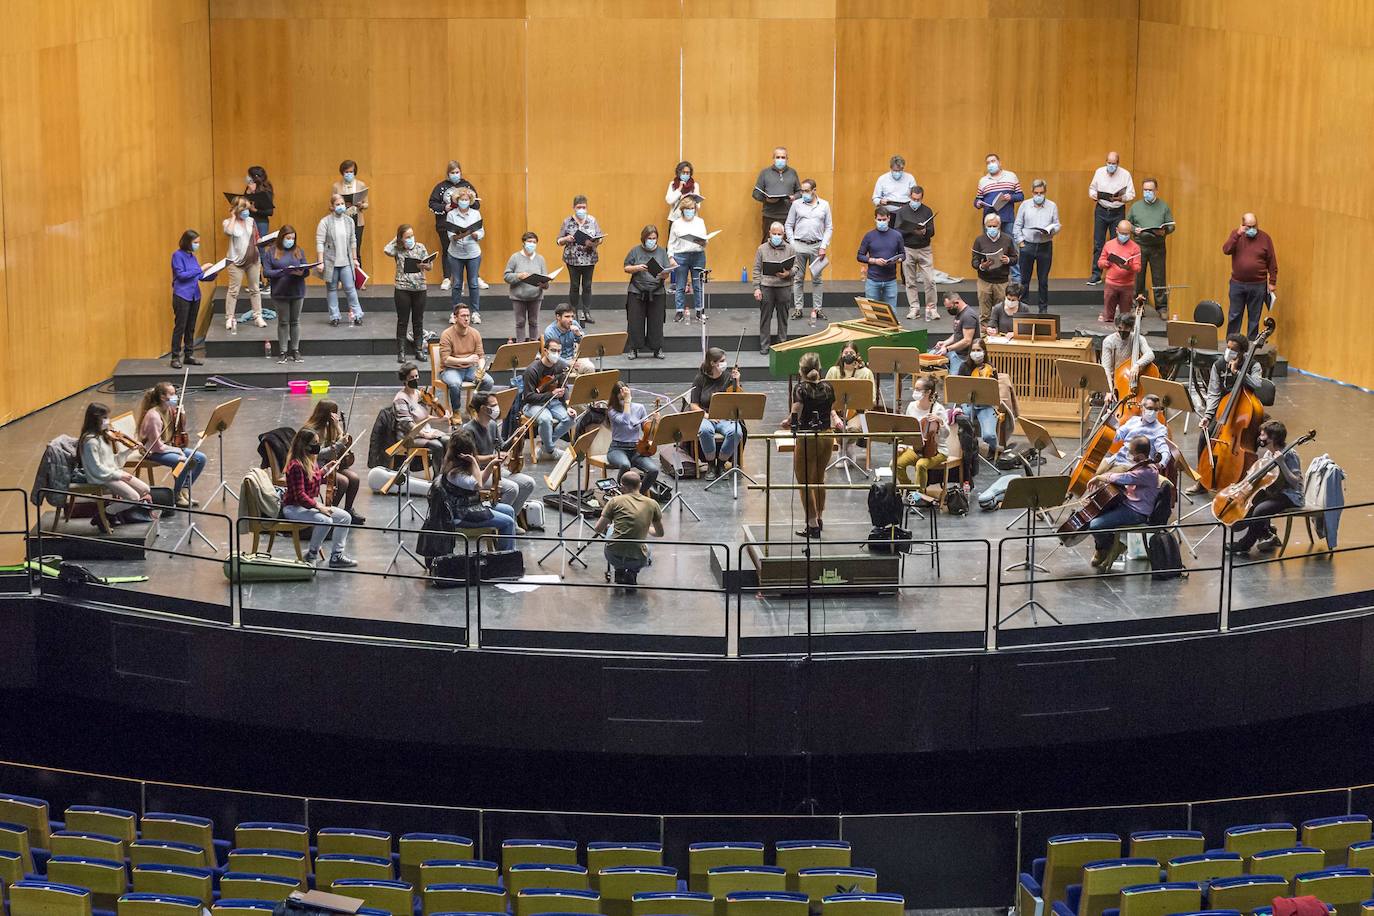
[1128,178,1176,316]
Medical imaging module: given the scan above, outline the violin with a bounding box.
[635,397,665,457]
[536,341,581,394]
[917,415,940,459]
[1212,429,1315,527]
[1197,317,1275,493]
[1111,299,1161,419]
[420,386,460,427]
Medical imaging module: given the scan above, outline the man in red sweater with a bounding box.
[1222,212,1278,337]
[1096,219,1141,322]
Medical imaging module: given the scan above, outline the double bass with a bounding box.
[1197,316,1275,492]
[1111,299,1160,420]
[1212,429,1315,527]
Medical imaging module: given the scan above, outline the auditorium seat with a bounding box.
[820,893,905,916]
[115,892,202,916]
[419,860,500,890]
[506,862,590,895]
[315,853,394,888]
[64,810,136,848]
[422,882,508,916]
[501,840,579,880]
[224,850,308,890]
[316,829,392,861]
[50,833,125,863]
[514,887,601,916]
[0,795,53,853]
[128,842,207,871]
[1128,832,1203,867]
[794,867,877,903]
[597,866,678,916]
[1223,824,1296,861]
[1165,853,1242,884]
[1247,846,1324,883]
[1,848,30,891]
[399,835,476,887]
[724,890,809,916]
[1350,841,1374,870]
[10,880,94,916]
[774,841,851,878]
[210,901,278,916]
[707,867,787,916]
[1073,859,1164,916]
[140,816,219,869]
[217,873,300,903]
[586,844,664,887]
[1303,818,1374,867]
[130,864,214,907]
[329,878,415,915]
[688,844,766,893]
[234,825,310,860]
[46,856,128,911]
[1293,867,1374,916]
[1020,834,1123,916]
[1106,881,1201,916]
[630,890,715,916]
[0,821,38,879]
[1206,874,1289,912]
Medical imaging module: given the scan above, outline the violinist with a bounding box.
[281,428,356,568]
[462,390,535,518]
[521,339,577,462]
[1085,435,1159,570]
[1226,419,1302,555]
[690,347,743,480]
[606,382,660,493]
[438,303,491,410]
[1102,392,1171,472]
[394,362,448,465]
[77,402,156,526]
[302,399,364,524]
[896,375,948,491]
[825,342,876,461]
[137,382,206,508]
[1099,309,1155,397]
[1188,332,1264,494]
[440,431,518,550]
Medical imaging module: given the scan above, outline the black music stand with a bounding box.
[492,341,541,384]
[1055,359,1111,453]
[538,425,602,575]
[1003,416,1065,531]
[999,474,1070,626]
[1166,320,1217,432]
[943,374,1002,475]
[705,392,765,499]
[824,378,874,481]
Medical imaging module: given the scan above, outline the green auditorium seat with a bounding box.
[217,873,300,903]
[422,883,508,916]
[514,887,601,916]
[1207,874,1289,913]
[316,853,394,888]
[131,864,214,907]
[64,808,136,848]
[507,863,590,896]
[707,866,788,915]
[1247,847,1324,883]
[1351,841,1374,870]
[1078,859,1164,916]
[795,867,878,904]
[317,828,393,861]
[1294,867,1374,916]
[1115,881,1201,916]
[329,879,415,916]
[775,842,851,879]
[0,822,37,880]
[724,891,809,916]
[1129,833,1203,869]
[588,844,664,888]
[689,844,766,893]
[234,825,309,860]
[419,860,499,890]
[116,892,202,916]
[225,850,308,890]
[1166,853,1242,884]
[501,840,579,881]
[1223,824,1296,862]
[820,893,905,916]
[129,841,207,871]
[598,866,678,916]
[631,891,715,916]
[10,880,93,916]
[1303,818,1374,868]
[401,835,476,888]
[50,833,124,862]
[46,856,127,911]
[0,797,51,853]
[210,902,278,916]
[140,815,217,869]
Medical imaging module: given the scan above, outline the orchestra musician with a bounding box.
[302,399,365,524]
[394,362,448,465]
[136,382,206,508]
[957,338,1002,458]
[521,339,577,462]
[933,294,980,376]
[895,376,948,492]
[1226,419,1302,555]
[690,347,743,480]
[281,428,356,568]
[1100,309,1155,398]
[462,391,536,520]
[440,431,518,550]
[542,304,584,354]
[1100,392,1171,472]
[606,382,661,493]
[1187,332,1264,494]
[77,403,156,526]
[1085,434,1159,570]
[438,303,491,410]
[825,342,876,461]
[788,351,842,539]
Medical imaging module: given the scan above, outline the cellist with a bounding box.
[606,381,660,493]
[1187,332,1264,494]
[1226,419,1303,555]
[1099,308,1155,406]
[1099,392,1172,473]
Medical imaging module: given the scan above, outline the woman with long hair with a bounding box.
[787,352,841,538]
[302,399,364,524]
[606,381,660,493]
[281,427,356,568]
[957,336,1001,457]
[245,165,274,238]
[77,402,154,526]
[136,382,206,508]
[261,224,308,362]
[665,160,701,221]
[689,346,743,479]
[222,195,265,331]
[440,430,517,551]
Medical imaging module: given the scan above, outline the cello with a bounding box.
[1212,429,1315,527]
[1197,316,1275,492]
[1110,298,1160,420]
[1066,403,1119,496]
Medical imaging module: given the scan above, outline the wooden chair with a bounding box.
[111,412,164,486]
[247,519,308,560]
[1278,507,1332,557]
[55,485,116,533]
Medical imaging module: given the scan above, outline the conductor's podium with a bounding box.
[768,299,926,377]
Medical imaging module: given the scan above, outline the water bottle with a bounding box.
[740,268,747,282]
[264,340,272,359]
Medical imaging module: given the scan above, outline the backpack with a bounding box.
[944,485,969,516]
[1147,529,1185,580]
[238,466,282,521]
[867,480,903,528]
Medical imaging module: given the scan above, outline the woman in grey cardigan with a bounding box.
[503,231,551,343]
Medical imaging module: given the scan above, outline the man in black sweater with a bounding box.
[520,340,576,461]
[892,184,937,320]
[971,213,1016,322]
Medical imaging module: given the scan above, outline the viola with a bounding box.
[1111,299,1160,419]
[1212,429,1315,527]
[170,407,190,448]
[635,397,665,457]
[1197,317,1275,492]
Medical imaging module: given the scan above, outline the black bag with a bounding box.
[867,480,903,528]
[867,525,913,554]
[1147,530,1185,580]
[481,549,526,581]
[150,486,175,508]
[944,485,969,516]
[431,552,476,588]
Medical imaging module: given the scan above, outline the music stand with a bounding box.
[579,331,628,371]
[168,411,223,554]
[567,369,619,408]
[999,474,1070,627]
[491,386,517,421]
[652,410,707,519]
[705,392,766,499]
[383,420,440,575]
[492,341,541,382]
[1167,320,1217,431]
[1140,376,1194,425]
[825,378,875,481]
[538,425,601,574]
[943,375,1002,474]
[1055,359,1111,450]
[866,346,923,410]
[196,397,242,505]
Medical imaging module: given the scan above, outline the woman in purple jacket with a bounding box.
[170,230,206,369]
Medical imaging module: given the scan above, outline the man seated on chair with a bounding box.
[593,469,664,590]
[1227,419,1302,556]
[542,303,585,355]
[438,304,492,411]
[521,338,578,461]
[1086,434,1160,571]
[1188,332,1265,494]
[1101,393,1171,473]
[1100,308,1155,406]
[463,390,536,521]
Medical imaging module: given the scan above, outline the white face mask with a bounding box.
[1141,408,1159,423]
[488,405,500,419]
[100,419,111,430]
[714,362,727,374]
[971,351,985,364]
[1225,349,1241,363]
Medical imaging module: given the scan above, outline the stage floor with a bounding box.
[1,368,1368,651]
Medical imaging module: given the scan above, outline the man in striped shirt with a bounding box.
[974,153,1024,282]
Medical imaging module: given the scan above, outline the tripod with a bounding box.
[170,442,218,554]
[383,453,426,574]
[704,392,765,500]
[538,430,596,574]
[999,475,1070,627]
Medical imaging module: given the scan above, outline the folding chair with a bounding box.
[116,892,203,916]
[587,843,664,888]
[400,834,476,888]
[317,829,393,861]
[1303,818,1374,868]
[140,815,218,869]
[418,860,499,891]
[131,864,215,907]
[597,866,677,916]
[10,880,93,916]
[689,844,766,894]
[315,854,394,888]
[234,824,310,860]
[329,878,415,916]
[46,856,128,911]
[63,809,136,848]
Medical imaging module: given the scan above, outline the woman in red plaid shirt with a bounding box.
[281,428,357,568]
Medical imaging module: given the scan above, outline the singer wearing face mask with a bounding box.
[222,196,266,330]
[332,159,369,268]
[556,195,602,324]
[504,231,551,344]
[1223,213,1278,338]
[1102,393,1171,472]
[752,146,801,242]
[1012,179,1059,314]
[382,224,432,363]
[1096,220,1142,324]
[1087,151,1135,285]
[974,153,1024,283]
[445,186,484,320]
[668,198,710,322]
[892,184,937,321]
[754,222,797,351]
[428,160,480,289]
[872,155,917,214]
[784,179,832,325]
[462,391,536,517]
[1188,333,1264,494]
[316,193,364,327]
[971,214,1016,322]
[858,208,904,308]
[262,225,310,363]
[1127,178,1175,316]
[623,225,674,359]
[665,161,702,221]
[169,230,207,369]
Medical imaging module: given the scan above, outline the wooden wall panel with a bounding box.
[0,0,213,425]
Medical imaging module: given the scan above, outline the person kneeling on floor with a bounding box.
[594,469,664,590]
